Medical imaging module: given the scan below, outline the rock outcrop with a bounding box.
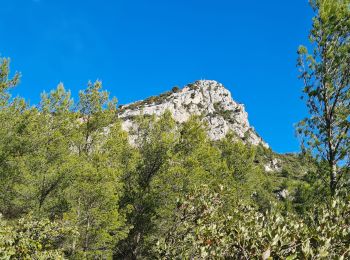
[118,80,268,147]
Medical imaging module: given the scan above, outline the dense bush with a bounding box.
[0,215,77,259]
[156,185,350,259]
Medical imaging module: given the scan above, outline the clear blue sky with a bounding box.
[1,0,314,153]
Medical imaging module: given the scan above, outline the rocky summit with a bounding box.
[118,80,268,148]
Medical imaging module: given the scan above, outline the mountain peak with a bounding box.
[118,80,268,147]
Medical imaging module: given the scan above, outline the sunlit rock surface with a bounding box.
[118,80,268,148]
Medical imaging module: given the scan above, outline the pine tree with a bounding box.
[297,0,350,195]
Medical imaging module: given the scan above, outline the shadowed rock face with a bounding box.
[118,80,268,148]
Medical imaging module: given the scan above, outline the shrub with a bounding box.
[213,102,233,120]
[172,86,180,93]
[155,185,350,259]
[0,214,78,259]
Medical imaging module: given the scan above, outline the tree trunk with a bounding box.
[330,162,337,196]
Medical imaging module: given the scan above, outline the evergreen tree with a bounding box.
[115,111,178,258]
[297,0,350,195]
[0,57,20,107]
[64,81,128,257]
[218,133,275,210]
[0,57,27,218]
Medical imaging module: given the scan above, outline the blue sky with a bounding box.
[0,0,314,153]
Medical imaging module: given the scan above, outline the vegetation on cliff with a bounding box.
[0,0,349,259]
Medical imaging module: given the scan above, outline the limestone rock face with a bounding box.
[118,80,268,147]
[264,158,282,172]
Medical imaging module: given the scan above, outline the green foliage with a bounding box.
[0,10,350,257]
[0,69,131,258]
[0,214,77,259]
[63,81,130,257]
[297,0,350,195]
[156,185,350,259]
[219,133,256,182]
[213,102,233,121]
[115,111,178,258]
[218,134,279,211]
[119,89,175,112]
[187,81,200,90]
[0,57,20,107]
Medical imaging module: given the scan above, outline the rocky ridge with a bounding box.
[118,80,268,148]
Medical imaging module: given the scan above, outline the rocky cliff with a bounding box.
[118,80,268,148]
